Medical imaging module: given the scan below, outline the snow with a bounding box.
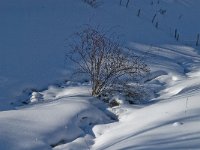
[0,86,111,150]
[92,90,200,150]
[0,0,200,149]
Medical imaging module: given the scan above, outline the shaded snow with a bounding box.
[0,86,111,150]
[1,0,200,102]
[0,0,200,149]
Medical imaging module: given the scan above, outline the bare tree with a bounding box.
[126,0,130,8]
[196,33,199,46]
[120,0,123,5]
[152,13,157,23]
[82,0,98,8]
[174,28,177,39]
[66,27,150,96]
[119,0,131,8]
[137,9,141,17]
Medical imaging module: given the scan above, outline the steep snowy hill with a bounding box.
[0,0,200,149]
[1,0,200,104]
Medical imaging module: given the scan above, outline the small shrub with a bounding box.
[66,26,150,99]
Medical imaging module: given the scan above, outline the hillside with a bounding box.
[0,0,200,149]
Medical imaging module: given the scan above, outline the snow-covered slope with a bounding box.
[1,0,200,103]
[0,0,200,149]
[92,86,200,150]
[0,86,112,150]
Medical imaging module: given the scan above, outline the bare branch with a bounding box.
[66,26,150,97]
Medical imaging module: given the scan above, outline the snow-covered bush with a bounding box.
[66,26,150,100]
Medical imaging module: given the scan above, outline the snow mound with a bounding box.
[0,87,111,150]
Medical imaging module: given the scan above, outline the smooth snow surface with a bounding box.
[1,0,200,149]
